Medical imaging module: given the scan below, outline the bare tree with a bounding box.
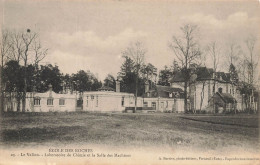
[0,30,12,112]
[122,41,146,113]
[169,24,201,112]
[226,43,241,95]
[244,36,258,112]
[206,41,220,113]
[227,43,241,67]
[245,36,258,85]
[7,31,25,63]
[21,30,37,112]
[32,39,48,66]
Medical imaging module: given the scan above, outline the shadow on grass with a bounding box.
[1,126,86,143]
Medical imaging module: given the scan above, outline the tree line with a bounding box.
[1,24,259,113]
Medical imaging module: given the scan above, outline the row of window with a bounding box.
[34,98,65,106]
[143,102,157,108]
[86,96,99,107]
[85,96,125,107]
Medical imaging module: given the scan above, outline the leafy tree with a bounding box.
[2,60,23,111]
[119,56,135,78]
[38,64,63,93]
[141,63,157,88]
[3,60,23,92]
[122,42,146,112]
[120,72,145,96]
[71,70,102,92]
[158,66,172,86]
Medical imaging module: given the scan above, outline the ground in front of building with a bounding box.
[0,112,259,154]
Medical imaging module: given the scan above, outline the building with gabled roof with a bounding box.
[208,92,237,113]
[142,84,185,113]
[170,67,242,112]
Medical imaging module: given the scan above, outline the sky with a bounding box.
[1,0,260,81]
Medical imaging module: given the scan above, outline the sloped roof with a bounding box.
[98,86,115,91]
[196,67,213,80]
[145,85,184,98]
[170,72,185,83]
[170,67,231,83]
[217,92,237,103]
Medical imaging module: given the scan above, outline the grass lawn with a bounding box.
[0,112,259,154]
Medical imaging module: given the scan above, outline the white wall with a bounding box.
[24,91,77,112]
[83,91,135,112]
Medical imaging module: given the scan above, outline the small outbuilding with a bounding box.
[208,92,237,113]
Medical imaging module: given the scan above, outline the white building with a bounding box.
[170,67,243,112]
[4,85,77,112]
[143,84,185,113]
[82,91,135,112]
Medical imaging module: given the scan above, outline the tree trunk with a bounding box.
[22,66,27,112]
[184,81,188,113]
[200,82,205,111]
[0,55,4,114]
[16,92,21,112]
[134,74,138,113]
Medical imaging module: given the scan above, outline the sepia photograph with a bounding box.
[0,0,259,164]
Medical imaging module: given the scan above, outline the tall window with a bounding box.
[218,88,222,93]
[96,96,98,107]
[152,102,156,110]
[59,98,65,105]
[34,97,41,105]
[121,97,125,106]
[47,98,54,105]
[143,102,148,107]
[86,96,88,107]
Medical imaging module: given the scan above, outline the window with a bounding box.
[91,95,94,99]
[34,97,41,105]
[59,98,65,105]
[166,101,168,108]
[169,93,173,98]
[47,98,53,105]
[152,102,156,110]
[230,89,231,94]
[96,96,98,107]
[86,96,88,107]
[143,102,148,107]
[121,97,125,107]
[218,88,222,93]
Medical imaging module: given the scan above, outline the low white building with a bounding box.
[143,85,185,113]
[82,91,135,112]
[4,85,77,112]
[82,84,136,112]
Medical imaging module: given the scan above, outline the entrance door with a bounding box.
[76,99,83,111]
[160,102,164,111]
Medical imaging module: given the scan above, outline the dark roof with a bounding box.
[169,72,185,83]
[196,67,213,80]
[98,86,115,91]
[217,92,237,103]
[145,85,184,98]
[170,67,231,83]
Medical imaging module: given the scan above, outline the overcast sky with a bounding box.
[2,0,260,81]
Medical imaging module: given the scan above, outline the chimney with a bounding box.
[145,81,149,93]
[48,84,53,91]
[116,80,120,92]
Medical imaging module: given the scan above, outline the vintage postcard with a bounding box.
[0,0,259,164]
